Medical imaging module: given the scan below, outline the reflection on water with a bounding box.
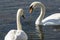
[0,0,60,40]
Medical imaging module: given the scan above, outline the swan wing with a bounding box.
[42,13,60,25]
[15,30,28,40]
[4,30,16,40]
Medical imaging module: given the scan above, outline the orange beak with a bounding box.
[29,6,33,14]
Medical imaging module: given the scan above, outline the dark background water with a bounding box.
[0,0,60,40]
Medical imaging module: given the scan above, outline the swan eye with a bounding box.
[29,6,33,14]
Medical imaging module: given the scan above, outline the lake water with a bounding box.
[0,0,60,40]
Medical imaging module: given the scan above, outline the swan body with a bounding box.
[4,9,28,40]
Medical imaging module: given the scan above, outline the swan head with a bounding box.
[29,2,40,13]
[17,8,25,19]
[29,1,45,13]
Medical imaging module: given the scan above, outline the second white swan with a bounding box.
[4,9,28,40]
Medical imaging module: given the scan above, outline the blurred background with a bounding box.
[0,0,60,40]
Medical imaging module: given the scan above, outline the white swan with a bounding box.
[29,1,60,25]
[29,1,60,40]
[4,9,28,40]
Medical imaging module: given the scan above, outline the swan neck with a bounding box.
[39,6,45,22]
[17,13,22,30]
[35,3,45,25]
